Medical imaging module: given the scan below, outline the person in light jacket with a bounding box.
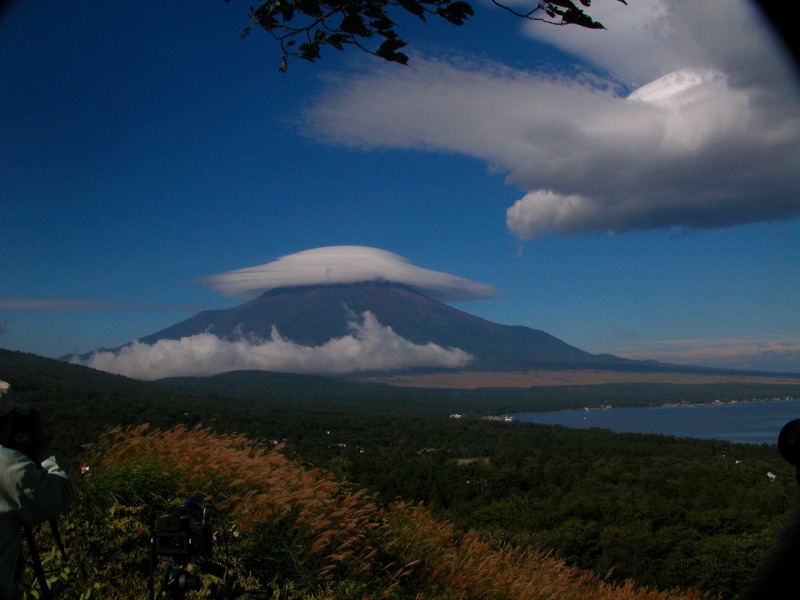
[0,380,74,600]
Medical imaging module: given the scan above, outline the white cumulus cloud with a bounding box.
[200,245,496,300]
[302,0,800,240]
[73,310,473,380]
[521,0,793,88]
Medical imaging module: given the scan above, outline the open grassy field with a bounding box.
[359,369,800,389]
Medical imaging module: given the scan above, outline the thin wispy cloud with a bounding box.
[613,334,800,373]
[74,311,473,380]
[0,297,202,312]
[200,246,496,301]
[303,0,800,240]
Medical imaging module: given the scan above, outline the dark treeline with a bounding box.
[3,348,800,598]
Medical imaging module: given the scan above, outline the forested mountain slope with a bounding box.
[2,348,799,598]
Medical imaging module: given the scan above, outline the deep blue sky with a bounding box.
[2,0,800,377]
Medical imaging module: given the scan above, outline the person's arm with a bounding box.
[3,448,73,526]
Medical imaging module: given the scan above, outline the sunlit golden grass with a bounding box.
[27,424,705,599]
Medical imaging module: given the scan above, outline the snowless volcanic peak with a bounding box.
[102,280,629,380]
[200,246,497,302]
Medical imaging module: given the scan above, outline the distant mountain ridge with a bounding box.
[135,281,640,371]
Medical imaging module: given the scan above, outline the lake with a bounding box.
[513,398,800,444]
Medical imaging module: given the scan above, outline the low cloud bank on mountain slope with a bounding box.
[72,311,473,380]
[303,0,800,240]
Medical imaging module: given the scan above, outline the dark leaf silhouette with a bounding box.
[241,0,624,70]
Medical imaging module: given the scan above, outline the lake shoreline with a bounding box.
[510,397,800,445]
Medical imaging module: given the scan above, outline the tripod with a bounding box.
[155,560,202,600]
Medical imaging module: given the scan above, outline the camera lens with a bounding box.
[779,419,800,466]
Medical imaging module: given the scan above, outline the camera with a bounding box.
[155,496,213,560]
[7,406,41,460]
[150,497,220,599]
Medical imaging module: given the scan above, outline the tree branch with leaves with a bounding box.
[234,0,626,71]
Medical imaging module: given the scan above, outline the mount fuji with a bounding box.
[127,281,636,372]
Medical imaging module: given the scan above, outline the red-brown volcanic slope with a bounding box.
[359,370,800,389]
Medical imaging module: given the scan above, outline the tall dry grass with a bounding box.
[49,424,705,599]
[385,502,705,600]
